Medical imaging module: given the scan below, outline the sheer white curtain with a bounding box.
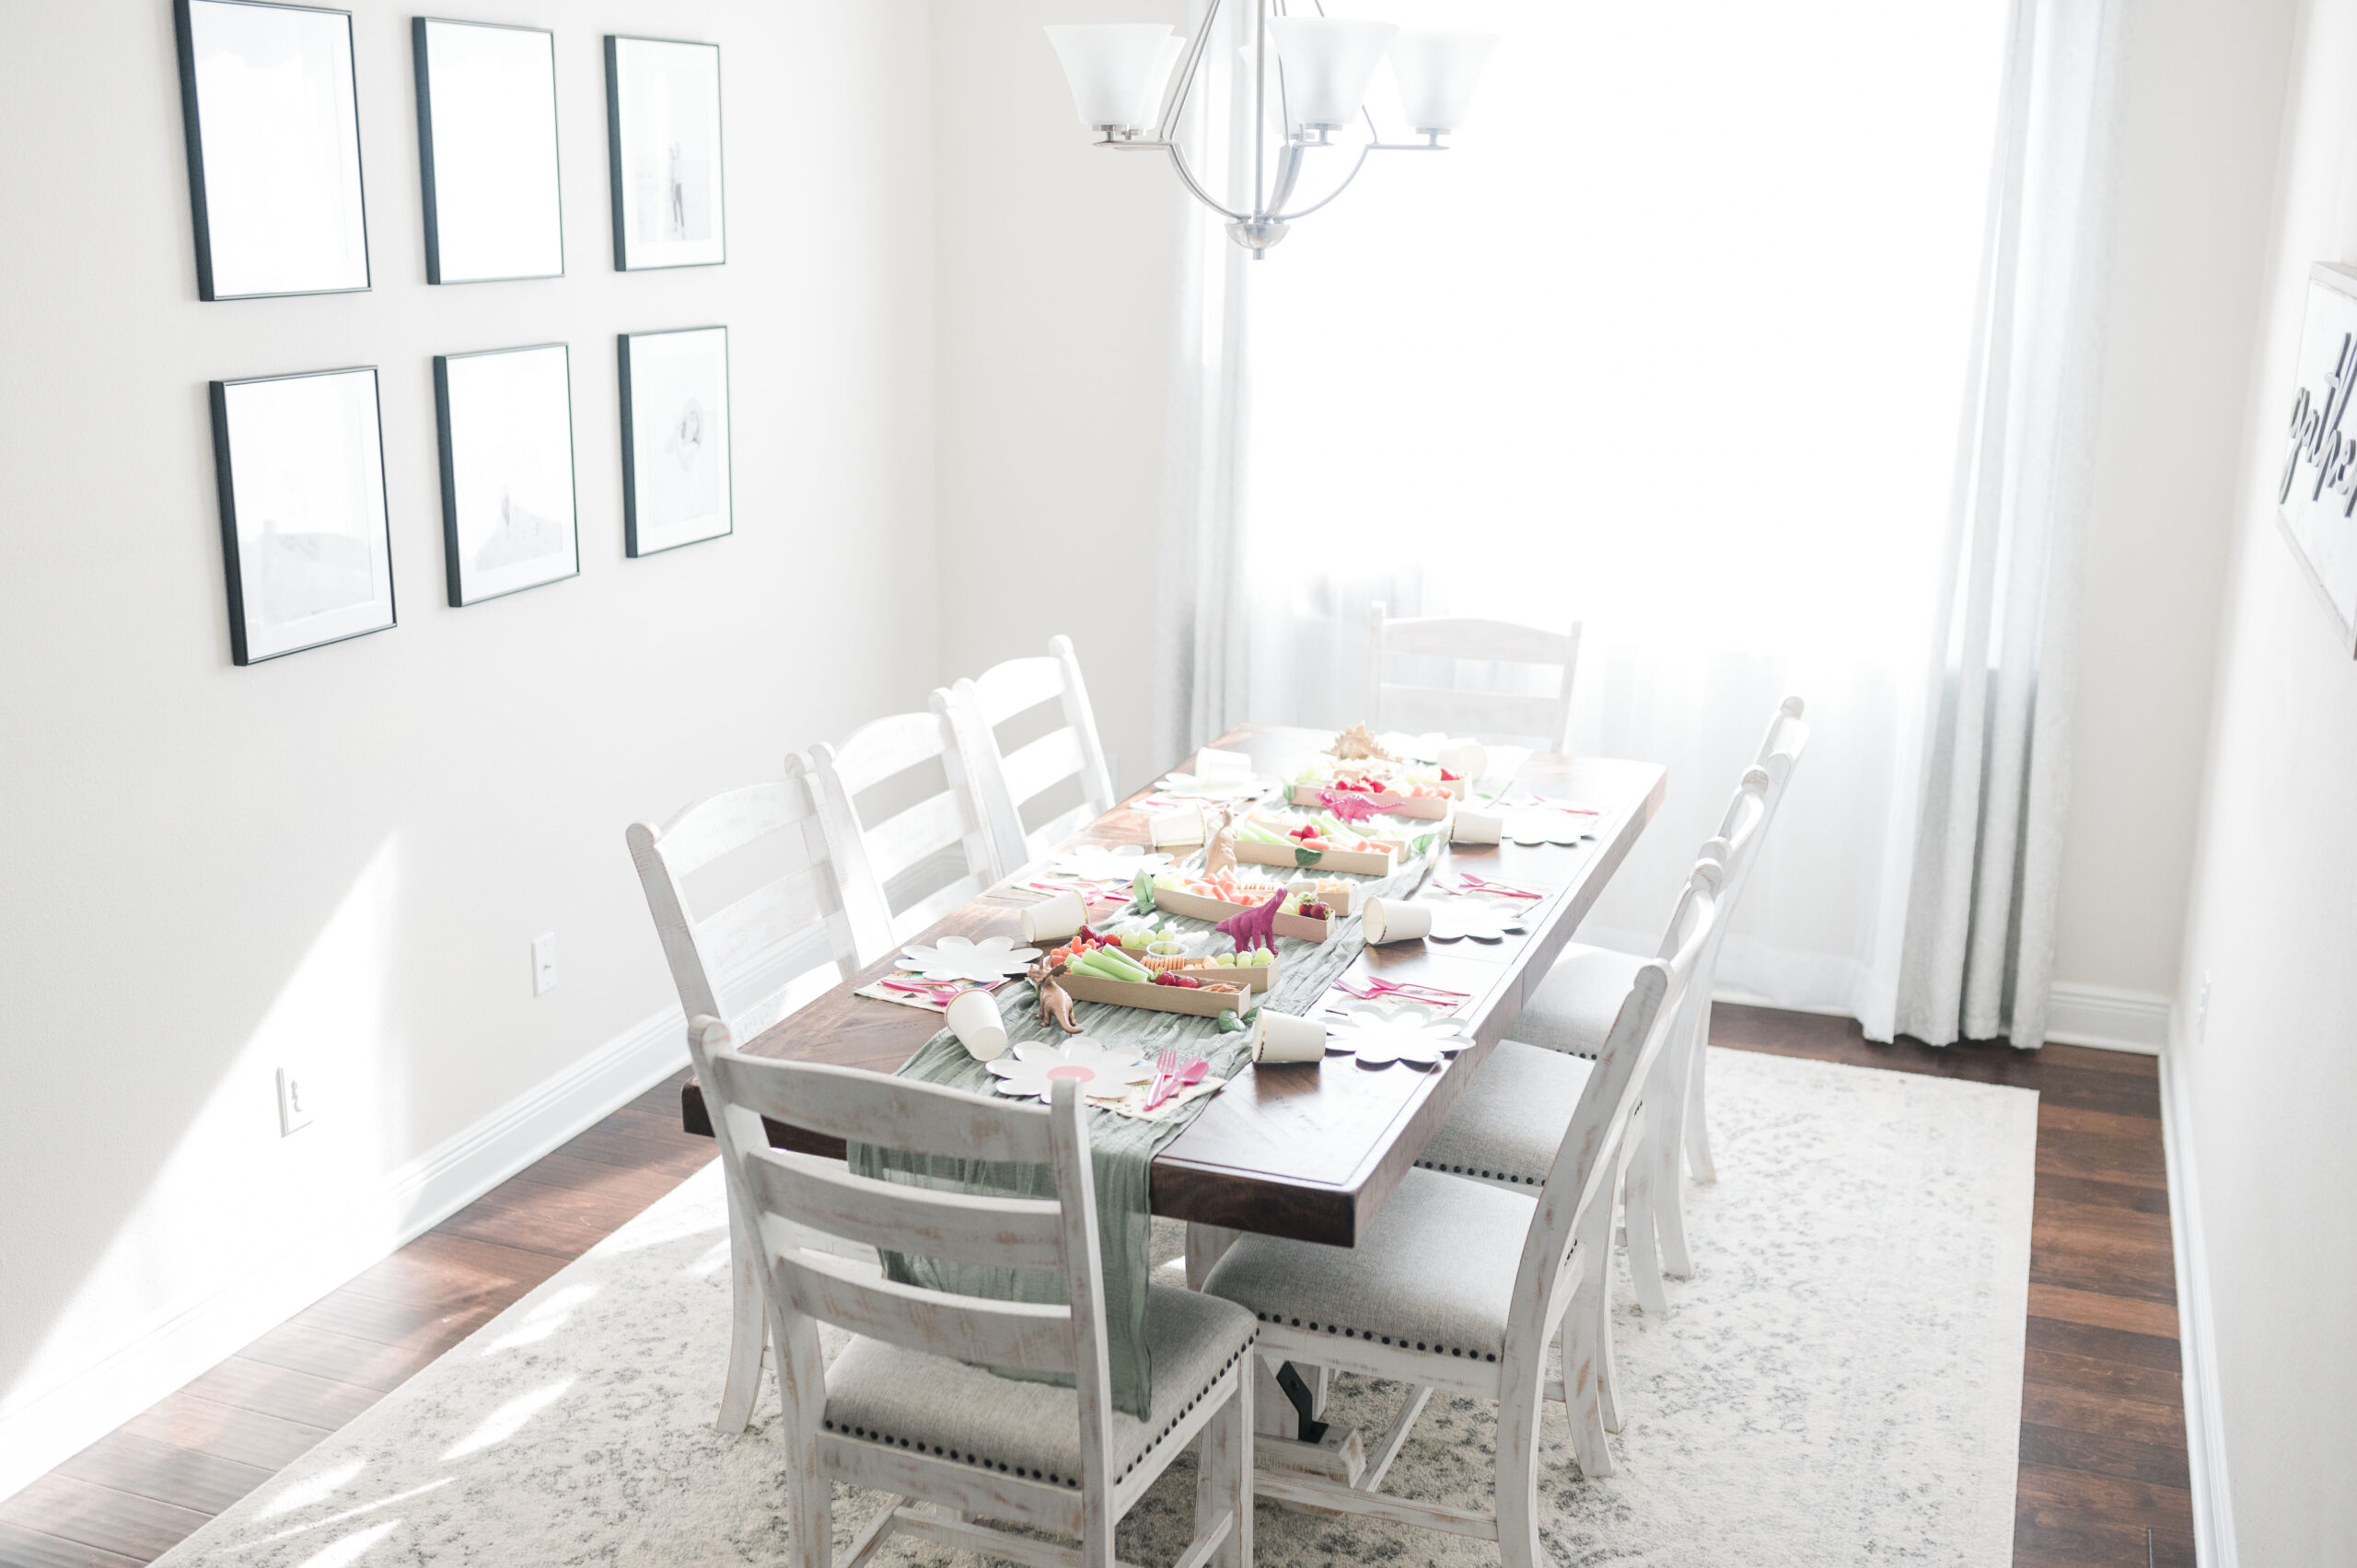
[1892,0,2118,1046]
[1232,0,2014,1027]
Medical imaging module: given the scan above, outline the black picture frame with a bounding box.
[175,0,372,301]
[433,343,583,607]
[209,366,397,665]
[413,17,565,285]
[618,327,734,557]
[604,34,727,272]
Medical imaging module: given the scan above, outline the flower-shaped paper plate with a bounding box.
[897,934,1043,984]
[1324,1004,1469,1069]
[1425,898,1528,944]
[1045,842,1175,884]
[986,1037,1155,1101]
[1504,802,1600,847]
[1153,770,1277,802]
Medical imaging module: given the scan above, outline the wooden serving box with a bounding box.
[1286,783,1453,820]
[1232,837,1398,877]
[1154,885,1335,943]
[1059,967,1266,1016]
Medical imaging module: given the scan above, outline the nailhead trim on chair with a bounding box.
[823,1334,1257,1490]
[1252,1311,1496,1363]
[1413,1157,1543,1188]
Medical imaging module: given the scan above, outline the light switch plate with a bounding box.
[532,932,559,996]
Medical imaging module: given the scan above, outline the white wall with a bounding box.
[0,0,935,1500]
[2047,0,2299,1022]
[929,0,1179,793]
[2174,0,2357,1559]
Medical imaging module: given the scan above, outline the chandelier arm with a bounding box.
[1267,142,1306,214]
[1153,0,1223,142]
[1271,141,1373,221]
[1164,140,1252,223]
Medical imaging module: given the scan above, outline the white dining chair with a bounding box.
[807,691,999,959]
[1201,862,1719,1551]
[1434,697,1809,1316]
[687,1016,1257,1568]
[627,759,866,1435]
[947,634,1117,877]
[1369,601,1583,751]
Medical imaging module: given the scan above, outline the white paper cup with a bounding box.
[1362,898,1434,944]
[1437,740,1489,783]
[1451,808,1504,844]
[1150,805,1205,846]
[1196,746,1253,782]
[1252,1011,1327,1063]
[1021,889,1087,944]
[945,990,1009,1061]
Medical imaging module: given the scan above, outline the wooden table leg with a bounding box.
[1185,1223,1241,1290]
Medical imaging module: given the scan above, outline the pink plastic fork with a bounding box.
[1145,1047,1179,1109]
[1436,873,1544,900]
[1336,975,1471,1005]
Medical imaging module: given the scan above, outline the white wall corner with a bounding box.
[2043,981,2171,1052]
[0,1002,697,1507]
[2159,1035,2237,1568]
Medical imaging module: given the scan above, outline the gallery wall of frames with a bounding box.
[176,0,733,663]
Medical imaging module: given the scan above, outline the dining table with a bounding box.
[679,723,1666,1250]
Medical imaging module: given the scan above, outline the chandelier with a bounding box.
[1045,5,1498,258]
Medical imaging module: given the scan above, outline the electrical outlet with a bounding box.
[2196,972,2212,1042]
[532,932,560,996]
[276,1068,315,1136]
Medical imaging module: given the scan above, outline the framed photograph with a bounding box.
[619,327,732,556]
[174,0,371,300]
[434,343,580,605]
[604,36,726,271]
[2276,261,2357,655]
[209,367,396,664]
[413,18,563,284]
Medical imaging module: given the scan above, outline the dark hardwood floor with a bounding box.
[0,1012,2192,1568]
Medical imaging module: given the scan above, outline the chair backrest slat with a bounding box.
[764,1237,1079,1372]
[1000,726,1088,807]
[704,1052,1058,1163]
[743,1145,1068,1271]
[951,635,1117,877]
[807,692,997,956]
[1370,602,1584,751]
[863,791,971,886]
[627,760,860,1036]
[1376,687,1567,748]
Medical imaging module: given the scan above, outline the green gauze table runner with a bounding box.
[847,844,1438,1420]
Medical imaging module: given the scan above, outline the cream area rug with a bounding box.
[153,1050,2037,1568]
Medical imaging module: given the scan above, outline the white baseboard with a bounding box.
[1707,981,2169,1055]
[2043,982,2170,1053]
[2159,1040,2236,1567]
[0,999,695,1506]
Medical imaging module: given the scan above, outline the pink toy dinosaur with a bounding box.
[1216,888,1286,954]
[1318,787,1383,825]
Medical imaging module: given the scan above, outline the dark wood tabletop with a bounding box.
[685,723,1666,1247]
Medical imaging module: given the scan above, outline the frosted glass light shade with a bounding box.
[1388,29,1499,134]
[1132,32,1189,131]
[1267,17,1398,129]
[1045,24,1176,128]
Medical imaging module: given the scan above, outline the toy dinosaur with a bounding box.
[1328,722,1395,762]
[1216,888,1286,955]
[1028,957,1083,1033]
